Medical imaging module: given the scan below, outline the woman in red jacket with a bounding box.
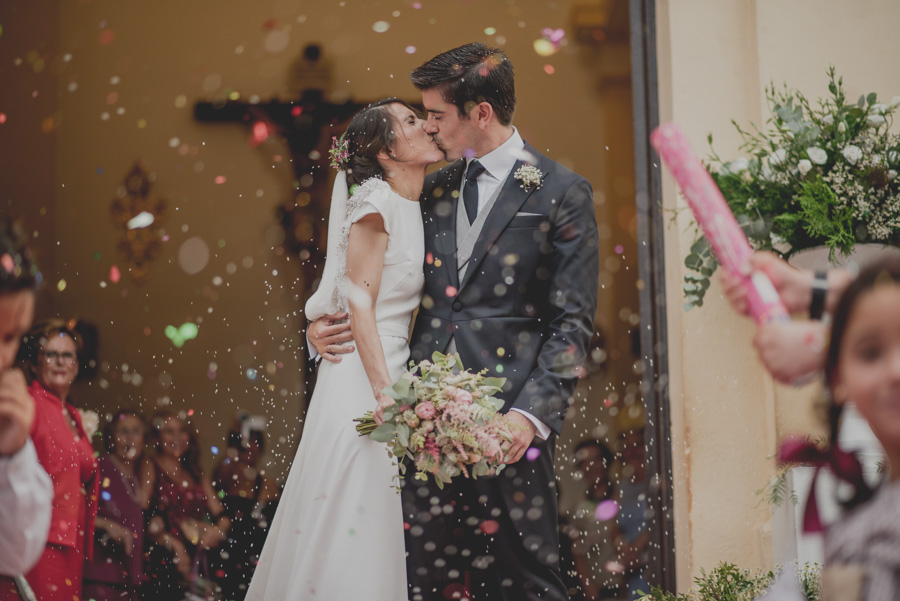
[6,320,99,601]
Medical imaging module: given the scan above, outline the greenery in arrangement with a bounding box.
[638,561,822,601]
[683,68,900,308]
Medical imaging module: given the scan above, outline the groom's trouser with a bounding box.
[401,435,567,601]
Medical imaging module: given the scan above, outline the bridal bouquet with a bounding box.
[354,351,514,489]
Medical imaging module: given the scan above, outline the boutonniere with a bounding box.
[78,408,100,439]
[513,164,543,190]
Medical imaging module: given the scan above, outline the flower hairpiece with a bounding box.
[513,164,543,190]
[329,134,350,171]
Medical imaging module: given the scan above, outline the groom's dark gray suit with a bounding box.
[403,141,599,600]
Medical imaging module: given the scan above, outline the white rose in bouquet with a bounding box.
[798,159,813,175]
[806,147,828,165]
[842,145,862,165]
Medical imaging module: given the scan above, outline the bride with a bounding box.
[246,99,442,600]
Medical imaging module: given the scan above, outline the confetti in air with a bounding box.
[109,265,121,283]
[165,322,199,348]
[372,21,390,33]
[127,211,154,229]
[594,499,619,521]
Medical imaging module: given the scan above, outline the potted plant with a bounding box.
[683,68,900,309]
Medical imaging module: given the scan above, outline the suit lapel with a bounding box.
[434,161,464,290]
[458,143,548,292]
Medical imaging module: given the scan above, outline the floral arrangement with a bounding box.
[354,351,514,489]
[683,68,900,308]
[638,561,822,601]
[329,133,350,171]
[513,164,543,190]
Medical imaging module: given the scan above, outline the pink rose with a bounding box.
[452,389,473,404]
[442,386,458,399]
[415,402,437,420]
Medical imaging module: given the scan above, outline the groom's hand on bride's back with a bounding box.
[308,311,355,363]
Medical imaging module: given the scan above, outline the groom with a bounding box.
[310,43,598,600]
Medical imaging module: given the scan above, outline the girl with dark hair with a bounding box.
[246,98,441,600]
[142,411,230,600]
[83,410,148,601]
[784,256,900,599]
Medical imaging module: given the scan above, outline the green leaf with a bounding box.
[867,92,877,105]
[858,94,866,108]
[369,423,397,443]
[481,376,507,389]
[684,253,703,270]
[396,424,410,447]
[690,238,709,255]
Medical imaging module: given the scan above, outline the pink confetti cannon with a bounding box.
[650,123,788,324]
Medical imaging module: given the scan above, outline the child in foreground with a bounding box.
[808,256,900,600]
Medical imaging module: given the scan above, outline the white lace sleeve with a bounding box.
[329,177,393,312]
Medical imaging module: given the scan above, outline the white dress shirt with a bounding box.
[460,128,552,441]
[0,439,53,576]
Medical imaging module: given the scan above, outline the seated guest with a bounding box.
[83,410,148,601]
[5,319,99,601]
[0,219,52,588]
[141,411,230,601]
[213,413,279,600]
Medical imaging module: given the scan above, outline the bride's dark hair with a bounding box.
[344,98,421,188]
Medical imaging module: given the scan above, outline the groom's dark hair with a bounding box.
[411,42,516,125]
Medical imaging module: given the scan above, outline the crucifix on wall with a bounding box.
[194,44,370,272]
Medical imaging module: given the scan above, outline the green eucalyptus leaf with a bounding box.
[684,253,703,270]
[369,423,398,443]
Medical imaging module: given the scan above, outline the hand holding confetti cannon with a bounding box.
[650,123,789,324]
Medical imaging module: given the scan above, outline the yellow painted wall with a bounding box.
[657,0,900,589]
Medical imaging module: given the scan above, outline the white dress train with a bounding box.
[246,179,423,601]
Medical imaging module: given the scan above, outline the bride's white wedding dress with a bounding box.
[246,176,423,600]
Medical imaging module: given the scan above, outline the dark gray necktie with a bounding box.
[464,160,486,225]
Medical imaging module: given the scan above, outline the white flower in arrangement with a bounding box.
[891,96,900,109]
[798,159,813,175]
[79,409,100,439]
[513,164,543,190]
[838,121,847,133]
[806,147,828,165]
[823,114,835,125]
[842,145,863,165]
[768,148,787,166]
[770,232,792,253]
[870,103,887,115]
[867,114,887,126]
[759,160,774,182]
[889,170,898,181]
[889,151,899,164]
[728,157,749,173]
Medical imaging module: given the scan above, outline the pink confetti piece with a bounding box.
[214,175,227,184]
[541,28,565,46]
[0,254,13,273]
[526,447,540,461]
[594,499,619,521]
[109,265,121,283]
[0,113,7,124]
